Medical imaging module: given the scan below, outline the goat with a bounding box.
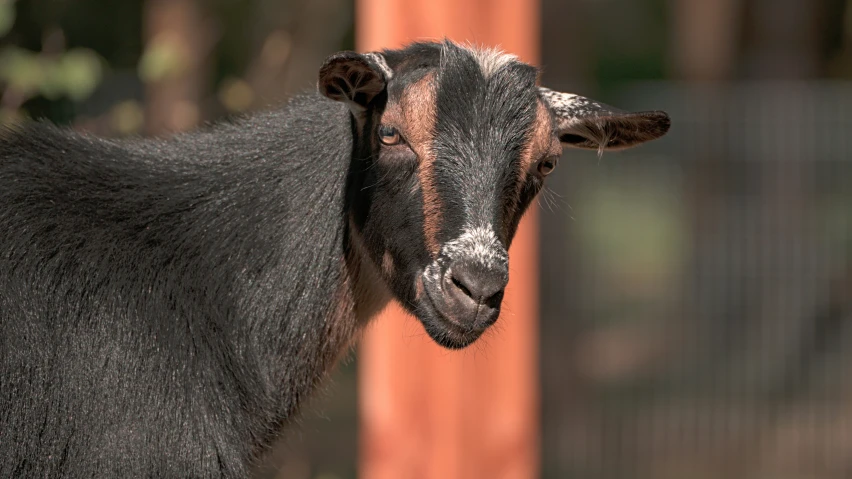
[0,40,670,477]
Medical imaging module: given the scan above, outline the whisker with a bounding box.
[360,167,395,191]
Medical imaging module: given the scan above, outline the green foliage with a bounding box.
[0,0,15,38]
[138,36,188,82]
[59,49,103,100]
[591,0,668,94]
[0,46,103,101]
[0,47,39,95]
[0,0,109,124]
[581,173,685,275]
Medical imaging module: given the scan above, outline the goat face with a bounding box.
[319,40,670,349]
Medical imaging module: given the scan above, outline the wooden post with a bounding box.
[356,1,540,478]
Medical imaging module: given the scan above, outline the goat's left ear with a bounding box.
[539,87,671,151]
[319,52,393,113]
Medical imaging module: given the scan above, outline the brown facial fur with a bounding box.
[381,73,441,257]
[503,100,560,237]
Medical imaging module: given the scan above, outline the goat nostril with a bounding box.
[451,274,474,299]
[448,265,506,307]
[485,289,504,306]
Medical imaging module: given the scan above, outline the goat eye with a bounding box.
[378,125,402,146]
[538,158,556,176]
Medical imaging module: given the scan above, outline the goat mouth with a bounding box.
[416,269,489,349]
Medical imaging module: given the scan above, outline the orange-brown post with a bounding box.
[357,2,540,478]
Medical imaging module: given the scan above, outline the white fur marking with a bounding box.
[539,87,613,153]
[539,87,587,116]
[461,43,518,78]
[440,225,508,269]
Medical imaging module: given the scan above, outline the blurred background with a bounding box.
[2,0,852,478]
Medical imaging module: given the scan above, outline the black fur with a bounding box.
[0,97,361,478]
[433,44,540,245]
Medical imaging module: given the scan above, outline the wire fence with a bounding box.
[541,81,852,479]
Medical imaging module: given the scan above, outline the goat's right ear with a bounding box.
[318,52,393,113]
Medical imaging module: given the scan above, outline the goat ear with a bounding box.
[539,87,670,151]
[318,52,393,113]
